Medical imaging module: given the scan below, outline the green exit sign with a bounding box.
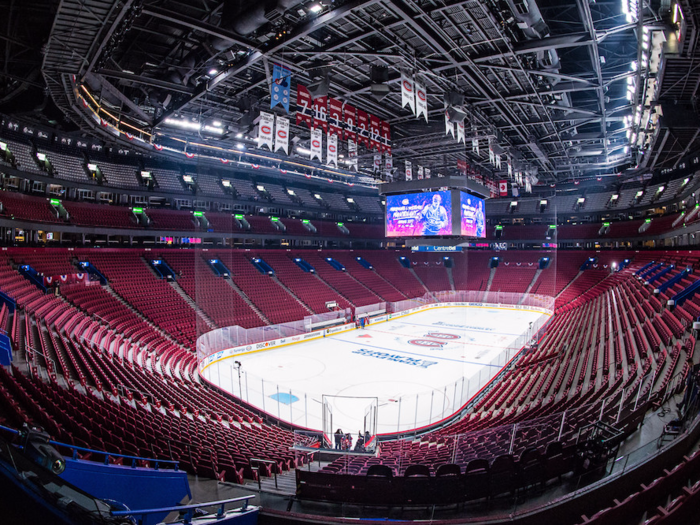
[234,214,244,219]
[193,211,203,217]
[133,207,144,214]
[50,199,60,206]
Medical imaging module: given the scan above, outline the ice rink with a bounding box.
[202,305,550,435]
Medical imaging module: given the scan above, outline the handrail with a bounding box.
[50,441,180,470]
[249,457,278,489]
[110,494,255,522]
[0,424,179,470]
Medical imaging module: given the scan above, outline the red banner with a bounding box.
[457,160,467,175]
[357,109,369,148]
[296,85,313,128]
[499,180,508,197]
[328,98,343,137]
[312,95,328,132]
[380,120,391,154]
[369,114,381,151]
[44,273,87,287]
[343,104,357,141]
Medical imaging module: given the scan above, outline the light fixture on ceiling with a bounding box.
[309,3,322,13]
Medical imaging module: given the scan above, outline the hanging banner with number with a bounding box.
[380,120,391,154]
[357,109,370,148]
[296,84,313,128]
[328,98,343,137]
[343,104,357,141]
[312,95,328,132]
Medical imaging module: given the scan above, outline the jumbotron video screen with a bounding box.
[385,191,453,237]
[385,190,485,238]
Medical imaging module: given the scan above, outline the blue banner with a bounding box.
[271,64,291,112]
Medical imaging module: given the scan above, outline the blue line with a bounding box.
[393,320,524,337]
[340,338,502,368]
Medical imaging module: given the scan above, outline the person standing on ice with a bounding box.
[334,429,343,450]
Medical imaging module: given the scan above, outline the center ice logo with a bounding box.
[425,332,460,340]
[408,339,447,348]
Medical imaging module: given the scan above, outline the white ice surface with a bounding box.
[203,306,548,435]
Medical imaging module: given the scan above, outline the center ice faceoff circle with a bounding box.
[204,305,550,434]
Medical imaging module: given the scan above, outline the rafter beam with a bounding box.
[140,5,258,49]
[97,69,195,94]
[154,0,382,126]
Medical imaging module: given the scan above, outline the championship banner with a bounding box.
[275,116,289,154]
[499,180,508,197]
[328,98,343,137]
[343,104,357,141]
[507,158,513,177]
[405,160,413,181]
[310,127,323,161]
[417,166,424,179]
[258,111,274,151]
[271,64,291,112]
[296,84,313,127]
[385,154,393,178]
[401,73,416,115]
[472,138,479,155]
[425,167,431,179]
[457,121,465,144]
[327,132,338,168]
[445,106,455,138]
[415,81,428,122]
[348,138,358,171]
[380,120,391,154]
[313,95,328,132]
[488,138,495,164]
[357,109,369,147]
[373,153,382,174]
[370,114,381,151]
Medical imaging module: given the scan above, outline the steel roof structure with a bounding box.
[1,0,698,186]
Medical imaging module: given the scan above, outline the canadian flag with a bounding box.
[499,180,508,197]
